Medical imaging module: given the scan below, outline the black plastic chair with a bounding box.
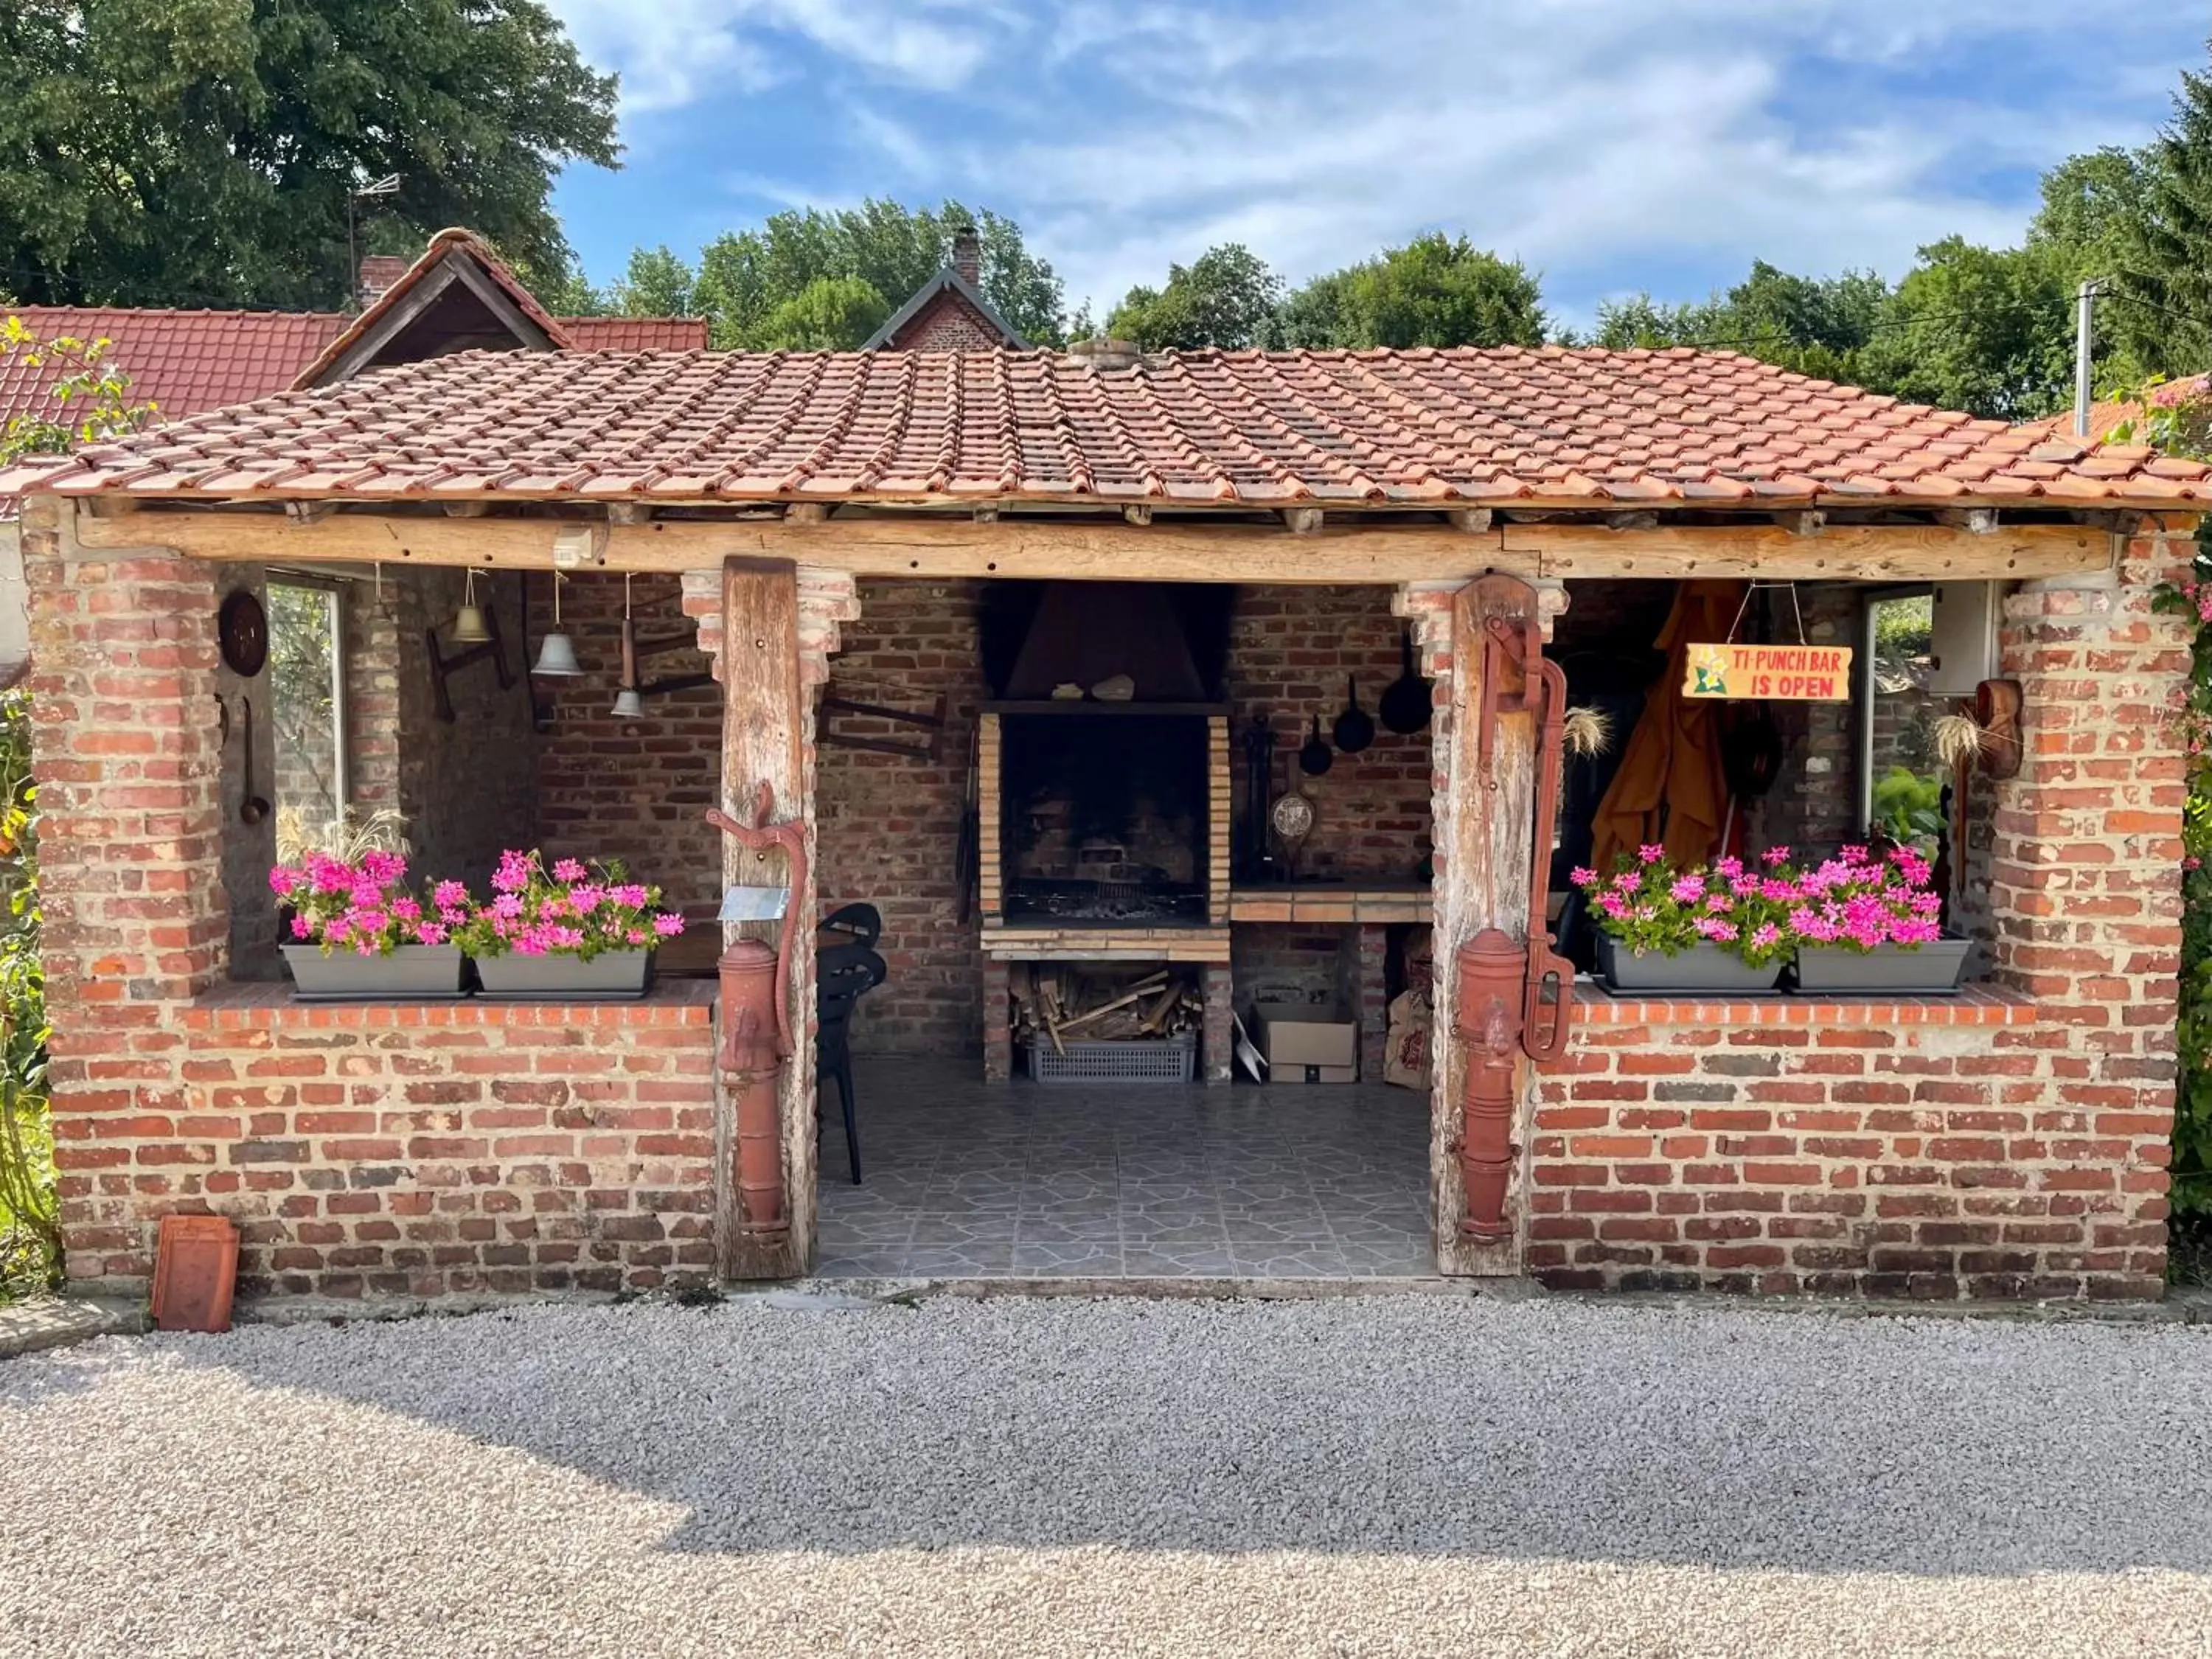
[816,941,886,1184]
[820,902,883,949]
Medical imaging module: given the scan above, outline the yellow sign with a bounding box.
[1683,642,1854,701]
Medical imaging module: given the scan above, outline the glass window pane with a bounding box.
[267,583,344,835]
[1866,594,1941,854]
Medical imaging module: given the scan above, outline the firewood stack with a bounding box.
[1011,964,1202,1053]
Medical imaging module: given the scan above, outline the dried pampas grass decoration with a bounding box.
[1930,713,1986,771]
[275,805,411,866]
[1563,705,1613,758]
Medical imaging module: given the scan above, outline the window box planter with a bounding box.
[472,950,654,1000]
[1791,935,1972,995]
[282,943,467,1001]
[1596,935,1784,995]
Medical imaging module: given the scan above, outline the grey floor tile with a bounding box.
[1012,1241,1125,1276]
[1230,1243,1352,1277]
[1121,1245,1239,1277]
[910,1211,1022,1245]
[1017,1211,1121,1243]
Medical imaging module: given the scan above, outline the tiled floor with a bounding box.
[813,1060,1436,1279]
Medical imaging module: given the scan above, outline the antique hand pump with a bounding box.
[1453,608,1575,1241]
[706,782,808,1240]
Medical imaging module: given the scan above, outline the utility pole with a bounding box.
[2075,276,2105,439]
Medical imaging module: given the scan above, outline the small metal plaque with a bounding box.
[718,885,790,922]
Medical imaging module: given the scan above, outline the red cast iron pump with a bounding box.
[706,782,809,1241]
[1453,611,1575,1241]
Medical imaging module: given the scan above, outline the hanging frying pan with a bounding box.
[1380,627,1430,734]
[1298,714,1333,776]
[1332,675,1374,754]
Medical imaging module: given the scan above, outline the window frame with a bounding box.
[264,571,351,820]
[1854,582,1937,836]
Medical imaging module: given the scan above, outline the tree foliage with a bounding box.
[1108,244,1283,350]
[612,200,1066,349]
[0,0,619,310]
[1273,234,1545,349]
[1593,260,1888,384]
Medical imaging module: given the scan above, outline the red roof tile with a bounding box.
[6,344,2208,509]
[0,308,344,428]
[565,316,710,351]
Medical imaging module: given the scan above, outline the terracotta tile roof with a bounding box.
[0,307,346,427]
[1,305,703,434]
[6,344,2208,508]
[564,316,711,351]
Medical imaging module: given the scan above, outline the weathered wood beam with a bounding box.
[1605,509,1660,532]
[1775,509,1826,537]
[719,556,810,1281]
[69,508,2115,583]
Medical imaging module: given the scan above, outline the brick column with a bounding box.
[981,958,1013,1080]
[1983,527,2193,1295]
[23,498,230,1292]
[1202,965,1234,1084]
[1354,925,1390,1082]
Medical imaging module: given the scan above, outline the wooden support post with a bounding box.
[720,557,811,1280]
[1431,574,1546,1276]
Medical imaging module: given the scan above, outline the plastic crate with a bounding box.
[1027,1032,1197,1085]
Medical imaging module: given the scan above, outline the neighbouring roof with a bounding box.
[4,344,2209,507]
[861,267,1029,351]
[0,305,703,432]
[2017,375,2212,445]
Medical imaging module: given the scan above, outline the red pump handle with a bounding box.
[705,781,809,1057]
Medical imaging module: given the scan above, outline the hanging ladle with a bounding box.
[238,697,271,826]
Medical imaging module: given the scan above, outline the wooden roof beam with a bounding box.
[68,505,2117,585]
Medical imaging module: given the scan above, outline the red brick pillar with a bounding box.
[21,498,230,1293]
[1984,526,2194,1295]
[982,958,1013,1080]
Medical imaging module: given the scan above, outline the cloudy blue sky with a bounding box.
[543,2,2208,330]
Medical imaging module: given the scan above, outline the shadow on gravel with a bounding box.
[15,1296,2212,1578]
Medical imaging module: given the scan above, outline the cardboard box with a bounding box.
[1251,1001,1358,1084]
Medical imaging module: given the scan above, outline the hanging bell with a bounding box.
[451,602,491,645]
[532,631,582,677]
[611,686,645,720]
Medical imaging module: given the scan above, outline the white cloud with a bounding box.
[552,0,2199,322]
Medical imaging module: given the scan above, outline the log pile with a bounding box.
[1012,964,1202,1053]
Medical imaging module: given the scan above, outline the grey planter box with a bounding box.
[1596,935,1784,995]
[1792,936,1971,995]
[283,943,467,1001]
[473,950,653,999]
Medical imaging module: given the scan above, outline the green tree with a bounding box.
[1108,244,1284,349]
[1274,234,1546,348]
[2110,49,2212,378]
[680,199,1065,349]
[0,0,619,310]
[608,246,698,317]
[1596,260,1888,383]
[1857,238,2076,421]
[757,275,893,351]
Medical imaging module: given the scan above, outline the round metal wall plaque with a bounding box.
[218,590,268,678]
[1269,789,1315,844]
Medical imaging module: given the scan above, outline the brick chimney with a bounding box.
[950,223,981,286]
[358,255,409,310]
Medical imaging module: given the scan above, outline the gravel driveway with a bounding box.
[4,1293,2211,1658]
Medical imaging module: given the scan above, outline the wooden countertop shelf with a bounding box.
[1228,883,1431,925]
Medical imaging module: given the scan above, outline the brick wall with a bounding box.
[167,986,719,1299]
[1523,528,2194,1299]
[882,290,1015,351]
[529,571,720,914]
[814,579,990,1053]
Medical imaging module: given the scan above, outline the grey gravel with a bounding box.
[4,1295,2211,1658]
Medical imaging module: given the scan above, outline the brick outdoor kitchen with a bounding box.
[3,242,2205,1304]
